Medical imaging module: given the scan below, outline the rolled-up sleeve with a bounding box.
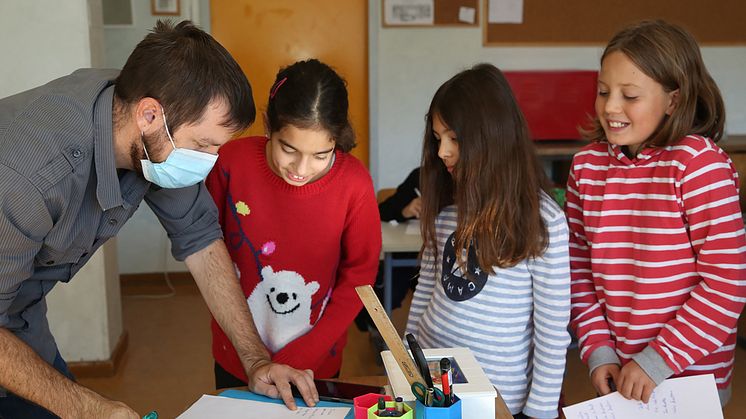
[0,166,52,328]
[144,181,223,261]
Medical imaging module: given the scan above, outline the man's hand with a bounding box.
[0,328,139,418]
[402,197,422,219]
[590,363,620,396]
[617,360,655,403]
[247,362,318,410]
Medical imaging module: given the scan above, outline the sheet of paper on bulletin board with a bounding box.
[382,0,479,27]
[484,0,746,45]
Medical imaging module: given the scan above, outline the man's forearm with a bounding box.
[185,240,270,373]
[0,328,102,417]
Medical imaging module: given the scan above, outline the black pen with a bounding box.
[405,333,433,388]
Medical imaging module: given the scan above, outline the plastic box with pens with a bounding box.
[354,285,498,418]
[381,346,498,419]
[406,334,462,419]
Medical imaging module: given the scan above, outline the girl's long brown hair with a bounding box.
[420,63,550,274]
[583,19,725,145]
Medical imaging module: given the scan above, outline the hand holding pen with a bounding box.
[402,188,422,219]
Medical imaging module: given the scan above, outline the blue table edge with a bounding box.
[218,389,355,418]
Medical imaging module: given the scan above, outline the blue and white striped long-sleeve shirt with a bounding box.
[405,195,571,418]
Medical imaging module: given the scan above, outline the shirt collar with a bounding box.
[608,142,663,165]
[93,85,123,210]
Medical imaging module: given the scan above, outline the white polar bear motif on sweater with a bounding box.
[246,265,320,353]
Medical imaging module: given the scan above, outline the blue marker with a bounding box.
[143,411,158,419]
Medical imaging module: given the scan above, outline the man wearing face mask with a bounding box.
[0,20,318,418]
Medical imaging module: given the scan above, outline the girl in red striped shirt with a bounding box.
[567,20,746,407]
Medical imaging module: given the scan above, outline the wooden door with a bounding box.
[211,0,369,166]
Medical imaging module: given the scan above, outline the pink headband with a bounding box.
[270,77,288,99]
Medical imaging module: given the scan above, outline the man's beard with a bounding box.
[131,130,171,174]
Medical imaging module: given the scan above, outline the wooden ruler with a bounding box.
[355,285,424,387]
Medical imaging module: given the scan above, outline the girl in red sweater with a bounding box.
[567,20,746,406]
[206,59,381,388]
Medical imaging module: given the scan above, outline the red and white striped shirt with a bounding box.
[567,135,746,390]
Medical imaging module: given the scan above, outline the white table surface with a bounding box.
[381,221,423,254]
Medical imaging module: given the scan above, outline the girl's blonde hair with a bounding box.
[584,20,725,145]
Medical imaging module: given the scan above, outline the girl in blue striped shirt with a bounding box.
[405,63,571,419]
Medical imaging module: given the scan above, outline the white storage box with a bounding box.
[381,347,497,419]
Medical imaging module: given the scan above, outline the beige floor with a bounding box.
[80,276,746,418]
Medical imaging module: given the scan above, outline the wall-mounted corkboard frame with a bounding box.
[483,0,746,45]
[383,0,479,27]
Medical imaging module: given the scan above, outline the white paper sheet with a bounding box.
[384,0,434,25]
[177,395,351,419]
[487,0,523,24]
[563,374,723,419]
[458,6,476,24]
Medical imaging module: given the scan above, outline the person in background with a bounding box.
[0,20,317,418]
[355,167,421,332]
[206,59,381,386]
[406,63,571,419]
[379,167,422,222]
[567,20,746,406]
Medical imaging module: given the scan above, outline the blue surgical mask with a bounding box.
[140,109,218,188]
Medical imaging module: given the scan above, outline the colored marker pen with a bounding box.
[440,358,453,406]
[377,396,386,415]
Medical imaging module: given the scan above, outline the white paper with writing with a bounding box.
[563,375,723,419]
[177,395,351,419]
[384,0,434,25]
[487,0,523,24]
[458,6,476,24]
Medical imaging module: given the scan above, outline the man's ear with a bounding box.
[135,97,162,133]
[666,89,680,115]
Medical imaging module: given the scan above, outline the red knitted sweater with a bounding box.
[206,136,381,380]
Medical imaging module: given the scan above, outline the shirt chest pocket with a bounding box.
[35,245,89,268]
[36,213,99,269]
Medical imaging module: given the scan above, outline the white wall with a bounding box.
[0,0,99,97]
[46,242,122,362]
[368,5,746,190]
[0,0,122,362]
[104,0,209,69]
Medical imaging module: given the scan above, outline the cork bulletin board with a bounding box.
[484,0,746,45]
[383,0,480,27]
